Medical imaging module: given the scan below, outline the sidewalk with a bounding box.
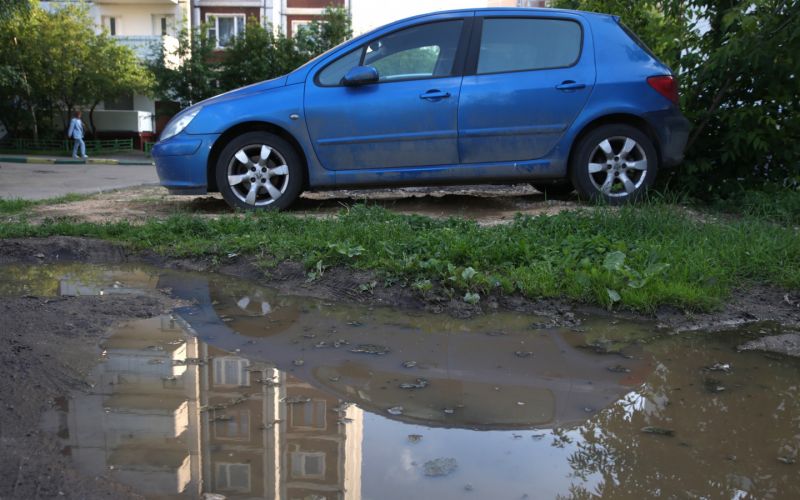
[0,151,154,166]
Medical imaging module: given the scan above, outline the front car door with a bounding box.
[305,15,472,170]
[458,13,595,164]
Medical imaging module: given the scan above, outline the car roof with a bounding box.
[398,7,614,22]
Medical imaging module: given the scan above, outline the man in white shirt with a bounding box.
[67,111,88,159]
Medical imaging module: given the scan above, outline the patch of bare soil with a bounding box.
[28,184,584,225]
[0,292,173,499]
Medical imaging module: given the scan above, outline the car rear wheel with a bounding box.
[570,124,657,204]
[216,132,303,211]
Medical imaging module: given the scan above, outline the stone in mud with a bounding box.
[350,344,390,355]
[514,351,534,358]
[423,458,458,477]
[607,364,631,373]
[704,362,732,373]
[292,359,305,366]
[408,434,423,443]
[641,426,675,437]
[737,333,800,358]
[402,360,417,368]
[777,456,796,465]
[704,377,726,393]
[387,406,404,415]
[399,378,429,390]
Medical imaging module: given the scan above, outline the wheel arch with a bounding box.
[207,121,309,192]
[566,113,662,175]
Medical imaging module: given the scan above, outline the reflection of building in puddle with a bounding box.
[59,315,363,499]
[205,345,362,499]
[63,316,201,497]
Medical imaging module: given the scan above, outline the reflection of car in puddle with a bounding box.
[162,272,652,430]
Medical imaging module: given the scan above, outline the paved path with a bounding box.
[0,160,159,200]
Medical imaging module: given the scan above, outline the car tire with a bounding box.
[570,124,658,204]
[530,181,575,198]
[216,131,304,211]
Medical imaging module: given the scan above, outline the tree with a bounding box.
[148,24,219,108]
[552,0,800,192]
[82,33,154,136]
[218,19,304,91]
[294,6,353,60]
[0,1,154,139]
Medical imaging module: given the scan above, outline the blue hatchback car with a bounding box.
[153,7,690,210]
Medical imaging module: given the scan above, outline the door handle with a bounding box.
[556,81,586,91]
[420,90,451,100]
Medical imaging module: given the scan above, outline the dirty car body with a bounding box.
[152,7,690,210]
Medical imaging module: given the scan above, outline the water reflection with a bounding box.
[12,264,799,499]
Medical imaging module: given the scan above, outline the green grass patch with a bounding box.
[0,194,90,215]
[709,186,800,226]
[1,202,798,312]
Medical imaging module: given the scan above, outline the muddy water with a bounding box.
[2,264,798,499]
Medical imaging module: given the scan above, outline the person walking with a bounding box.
[67,111,88,159]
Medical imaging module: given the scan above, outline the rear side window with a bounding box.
[477,18,581,75]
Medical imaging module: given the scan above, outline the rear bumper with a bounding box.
[151,133,219,193]
[644,109,691,168]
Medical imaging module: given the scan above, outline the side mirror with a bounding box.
[342,66,379,86]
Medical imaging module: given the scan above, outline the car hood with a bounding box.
[196,76,289,107]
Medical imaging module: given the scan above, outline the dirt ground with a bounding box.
[0,292,172,499]
[0,236,798,498]
[24,184,584,225]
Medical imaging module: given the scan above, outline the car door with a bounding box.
[458,13,595,164]
[305,16,472,170]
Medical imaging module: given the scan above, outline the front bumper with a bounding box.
[643,109,691,168]
[151,133,219,194]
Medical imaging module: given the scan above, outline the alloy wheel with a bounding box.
[226,144,290,207]
[587,136,648,198]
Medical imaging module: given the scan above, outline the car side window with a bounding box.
[477,18,581,75]
[316,20,464,86]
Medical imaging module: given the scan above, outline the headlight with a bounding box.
[160,107,202,141]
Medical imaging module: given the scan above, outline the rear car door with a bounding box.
[458,13,595,164]
[305,15,472,170]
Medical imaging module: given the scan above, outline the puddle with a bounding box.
[3,264,798,498]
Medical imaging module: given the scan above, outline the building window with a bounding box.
[290,400,326,430]
[213,357,250,387]
[291,19,312,37]
[291,452,326,479]
[104,93,134,111]
[207,14,246,48]
[216,463,251,492]
[102,16,120,36]
[153,15,175,36]
[213,409,250,440]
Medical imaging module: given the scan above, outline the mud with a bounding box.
[1,236,799,335]
[0,262,798,499]
[0,292,173,499]
[20,184,583,225]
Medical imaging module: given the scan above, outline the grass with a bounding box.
[709,186,800,226]
[1,200,798,313]
[0,194,90,215]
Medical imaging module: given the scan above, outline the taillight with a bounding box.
[647,75,679,105]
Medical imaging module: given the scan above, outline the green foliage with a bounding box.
[293,6,353,59]
[218,19,305,90]
[2,203,799,312]
[147,23,218,107]
[553,0,800,194]
[0,1,152,139]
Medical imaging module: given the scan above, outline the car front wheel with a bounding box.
[216,131,303,211]
[570,124,657,204]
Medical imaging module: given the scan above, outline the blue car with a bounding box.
[153,7,690,210]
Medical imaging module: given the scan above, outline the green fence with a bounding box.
[0,138,135,154]
[143,141,155,155]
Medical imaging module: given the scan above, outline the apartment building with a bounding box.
[42,0,190,145]
[191,0,350,42]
